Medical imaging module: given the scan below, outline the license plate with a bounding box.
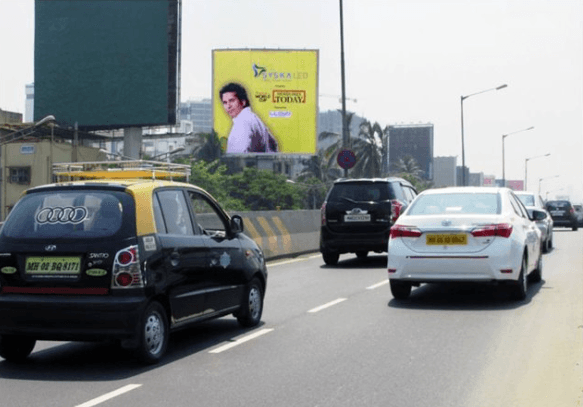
[344,214,371,222]
[426,234,467,245]
[551,210,564,216]
[25,257,81,274]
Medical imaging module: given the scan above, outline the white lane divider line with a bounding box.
[209,328,274,354]
[308,298,347,313]
[367,280,389,290]
[75,384,142,407]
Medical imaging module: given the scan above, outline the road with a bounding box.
[1,229,581,407]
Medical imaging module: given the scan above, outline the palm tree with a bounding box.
[391,155,424,180]
[349,120,386,178]
[192,130,223,163]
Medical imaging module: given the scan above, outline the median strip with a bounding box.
[308,298,347,313]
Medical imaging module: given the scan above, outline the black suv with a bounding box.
[320,177,418,265]
[545,200,578,231]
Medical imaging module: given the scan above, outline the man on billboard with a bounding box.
[219,82,278,153]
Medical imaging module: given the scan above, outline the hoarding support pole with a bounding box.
[339,0,349,177]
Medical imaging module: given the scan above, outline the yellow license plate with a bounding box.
[426,234,467,245]
[25,257,81,274]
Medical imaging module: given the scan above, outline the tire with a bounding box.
[135,301,169,364]
[529,252,543,283]
[237,278,264,328]
[542,238,549,254]
[511,256,528,301]
[390,280,412,300]
[573,224,578,231]
[0,335,36,362]
[322,251,339,266]
[356,251,368,259]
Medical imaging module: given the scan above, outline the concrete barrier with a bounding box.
[237,209,320,260]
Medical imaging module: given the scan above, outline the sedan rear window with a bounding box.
[2,191,131,239]
[407,193,500,215]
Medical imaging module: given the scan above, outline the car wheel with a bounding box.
[0,335,36,362]
[237,278,264,328]
[135,301,169,364]
[390,280,412,300]
[355,251,368,259]
[529,252,543,283]
[542,238,549,254]
[573,224,579,231]
[511,256,528,301]
[322,251,339,266]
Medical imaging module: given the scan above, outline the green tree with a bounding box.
[391,155,424,180]
[350,120,386,178]
[192,130,223,163]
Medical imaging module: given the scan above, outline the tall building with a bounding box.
[433,156,457,187]
[388,124,434,180]
[25,83,34,123]
[179,99,212,134]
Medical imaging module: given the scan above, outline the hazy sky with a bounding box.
[2,0,582,201]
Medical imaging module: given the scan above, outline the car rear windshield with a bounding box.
[2,190,133,239]
[517,194,535,206]
[328,182,397,202]
[546,201,570,209]
[407,193,500,215]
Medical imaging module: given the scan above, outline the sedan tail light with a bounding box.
[390,225,422,239]
[471,223,513,238]
[391,200,404,223]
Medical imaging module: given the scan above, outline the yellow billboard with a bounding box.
[213,49,318,154]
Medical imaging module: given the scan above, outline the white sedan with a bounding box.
[387,187,545,301]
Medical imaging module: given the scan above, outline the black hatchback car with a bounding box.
[0,161,267,364]
[320,177,418,265]
[545,200,578,231]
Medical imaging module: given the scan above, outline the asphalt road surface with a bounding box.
[1,229,581,407]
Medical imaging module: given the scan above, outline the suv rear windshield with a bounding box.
[546,200,570,209]
[328,182,399,202]
[2,190,133,239]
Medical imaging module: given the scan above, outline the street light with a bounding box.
[501,126,534,187]
[460,84,507,186]
[524,153,550,191]
[0,115,56,145]
[539,175,559,196]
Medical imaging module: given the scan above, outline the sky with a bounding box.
[1,0,582,202]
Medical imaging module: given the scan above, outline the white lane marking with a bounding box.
[75,384,142,407]
[308,298,347,313]
[209,328,274,354]
[367,280,389,290]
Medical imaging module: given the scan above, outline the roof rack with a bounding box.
[52,160,191,183]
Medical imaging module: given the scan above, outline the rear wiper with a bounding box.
[341,197,358,203]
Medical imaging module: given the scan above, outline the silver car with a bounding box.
[515,191,554,253]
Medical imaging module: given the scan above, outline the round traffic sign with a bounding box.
[337,149,356,169]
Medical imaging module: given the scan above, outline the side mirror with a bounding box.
[230,215,244,234]
[529,209,547,221]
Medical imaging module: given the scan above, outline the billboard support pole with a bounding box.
[339,0,349,178]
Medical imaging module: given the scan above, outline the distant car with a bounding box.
[320,177,418,265]
[387,187,545,301]
[515,191,554,253]
[574,204,583,227]
[0,161,267,364]
[545,200,578,231]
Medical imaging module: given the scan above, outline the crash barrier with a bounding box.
[238,209,320,260]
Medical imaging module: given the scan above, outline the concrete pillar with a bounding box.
[123,127,143,159]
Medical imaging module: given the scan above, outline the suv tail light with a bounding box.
[390,225,422,239]
[391,200,404,223]
[321,202,327,226]
[111,245,145,289]
[471,223,513,238]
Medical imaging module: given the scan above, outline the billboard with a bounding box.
[34,0,180,130]
[213,49,318,154]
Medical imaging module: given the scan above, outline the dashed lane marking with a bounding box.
[308,298,347,313]
[75,384,142,407]
[209,328,274,354]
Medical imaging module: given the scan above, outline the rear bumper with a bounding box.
[320,227,390,254]
[0,293,148,341]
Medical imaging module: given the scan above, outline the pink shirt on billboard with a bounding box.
[226,107,279,153]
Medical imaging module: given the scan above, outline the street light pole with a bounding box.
[524,153,550,191]
[501,126,534,187]
[339,0,349,177]
[538,175,559,196]
[460,84,507,186]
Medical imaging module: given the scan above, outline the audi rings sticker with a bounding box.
[35,206,88,224]
[143,236,157,252]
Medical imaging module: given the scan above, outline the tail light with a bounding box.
[321,202,327,226]
[111,245,144,289]
[391,200,404,223]
[471,223,513,238]
[390,225,422,239]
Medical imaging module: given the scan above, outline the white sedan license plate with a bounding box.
[344,214,371,222]
[426,234,467,245]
